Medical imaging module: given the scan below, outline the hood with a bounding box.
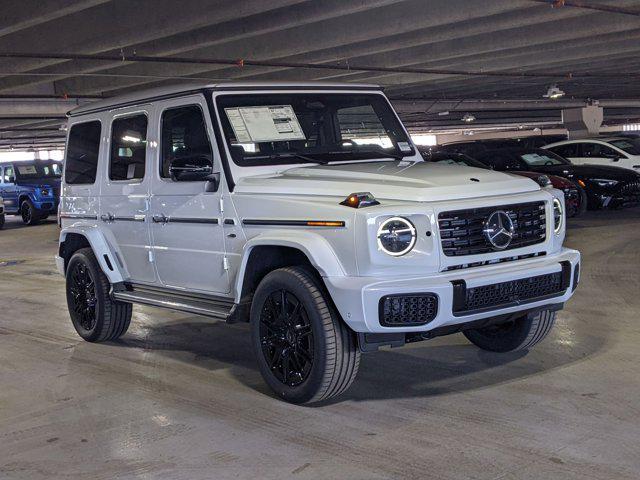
[533,163,639,181]
[234,161,539,202]
[511,170,573,189]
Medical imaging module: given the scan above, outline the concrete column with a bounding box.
[562,105,603,139]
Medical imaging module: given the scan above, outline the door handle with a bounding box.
[100,212,115,223]
[152,214,169,224]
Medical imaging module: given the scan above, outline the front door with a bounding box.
[149,96,229,295]
[572,142,622,167]
[99,108,157,284]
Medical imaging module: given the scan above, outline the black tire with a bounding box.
[0,214,4,229]
[66,247,132,342]
[250,266,360,404]
[20,199,40,225]
[463,310,556,353]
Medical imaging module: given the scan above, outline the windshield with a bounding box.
[14,162,62,180]
[609,139,640,155]
[425,152,488,168]
[216,93,414,166]
[517,150,569,166]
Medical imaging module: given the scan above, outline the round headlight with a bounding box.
[553,198,563,234]
[377,217,416,256]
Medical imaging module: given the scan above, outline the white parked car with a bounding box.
[0,195,4,228]
[544,137,640,172]
[56,82,580,403]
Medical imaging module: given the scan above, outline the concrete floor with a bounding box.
[0,210,639,480]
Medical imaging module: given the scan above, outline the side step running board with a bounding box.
[112,284,236,320]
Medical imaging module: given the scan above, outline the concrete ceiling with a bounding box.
[1,0,640,149]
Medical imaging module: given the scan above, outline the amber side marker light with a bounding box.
[306,221,345,227]
[340,192,380,208]
[577,179,587,188]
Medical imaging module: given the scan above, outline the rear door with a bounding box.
[149,96,229,294]
[1,165,19,213]
[99,107,157,284]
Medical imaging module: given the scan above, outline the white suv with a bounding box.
[0,195,4,228]
[56,82,580,403]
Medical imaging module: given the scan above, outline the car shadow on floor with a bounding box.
[108,317,607,404]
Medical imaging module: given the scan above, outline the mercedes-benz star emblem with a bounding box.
[483,210,515,250]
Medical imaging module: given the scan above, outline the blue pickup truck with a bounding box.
[0,160,62,225]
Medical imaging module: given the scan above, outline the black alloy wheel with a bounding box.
[259,289,314,387]
[66,248,132,342]
[21,199,39,225]
[68,261,98,331]
[250,266,360,404]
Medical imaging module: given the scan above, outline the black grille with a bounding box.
[452,265,570,315]
[379,293,438,327]
[438,201,546,257]
[612,181,640,208]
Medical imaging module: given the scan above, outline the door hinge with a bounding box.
[223,256,229,271]
[219,197,224,213]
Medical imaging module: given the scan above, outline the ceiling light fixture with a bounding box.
[544,84,565,99]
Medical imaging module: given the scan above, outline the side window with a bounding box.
[110,114,148,181]
[160,105,213,178]
[4,165,14,183]
[547,144,577,157]
[65,121,101,185]
[581,143,618,158]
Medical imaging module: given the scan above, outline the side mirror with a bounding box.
[169,156,214,182]
[8,176,15,183]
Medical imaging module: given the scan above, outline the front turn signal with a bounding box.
[340,192,380,208]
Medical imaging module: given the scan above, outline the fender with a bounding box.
[233,230,346,302]
[59,224,127,284]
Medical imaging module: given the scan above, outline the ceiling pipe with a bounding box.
[528,0,640,17]
[0,51,638,79]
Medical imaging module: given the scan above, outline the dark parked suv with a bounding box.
[0,160,62,225]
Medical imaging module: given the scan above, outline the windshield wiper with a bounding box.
[248,153,329,165]
[322,149,405,161]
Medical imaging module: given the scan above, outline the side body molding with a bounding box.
[233,231,346,302]
[59,224,127,284]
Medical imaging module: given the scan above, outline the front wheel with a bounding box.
[0,214,4,229]
[463,310,556,352]
[250,266,360,404]
[20,199,40,225]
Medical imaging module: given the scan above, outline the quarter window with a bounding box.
[581,142,619,158]
[109,114,148,181]
[160,105,213,178]
[65,121,101,184]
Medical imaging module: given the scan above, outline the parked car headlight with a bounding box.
[377,217,416,256]
[39,187,51,196]
[553,198,564,234]
[591,179,619,188]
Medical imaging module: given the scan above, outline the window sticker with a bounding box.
[17,165,37,175]
[397,141,412,153]
[225,105,306,142]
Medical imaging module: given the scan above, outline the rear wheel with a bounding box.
[0,213,4,229]
[66,248,132,342]
[463,310,556,352]
[20,199,40,225]
[250,266,360,404]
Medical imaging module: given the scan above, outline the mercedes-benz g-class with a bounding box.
[57,82,580,403]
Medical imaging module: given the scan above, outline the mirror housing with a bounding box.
[169,156,214,182]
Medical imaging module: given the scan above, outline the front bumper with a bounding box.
[33,197,59,213]
[324,248,580,333]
